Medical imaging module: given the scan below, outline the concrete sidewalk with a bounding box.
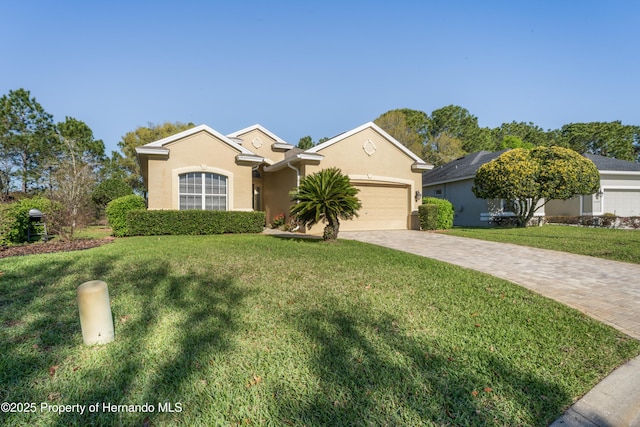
[339,230,640,427]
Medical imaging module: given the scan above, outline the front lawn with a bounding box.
[445,225,640,264]
[1,235,638,426]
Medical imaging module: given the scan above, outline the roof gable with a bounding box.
[140,124,256,155]
[306,121,427,165]
[227,124,291,146]
[226,124,295,165]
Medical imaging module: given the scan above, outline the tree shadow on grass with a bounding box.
[267,233,323,242]
[275,303,569,426]
[0,254,105,404]
[0,251,250,426]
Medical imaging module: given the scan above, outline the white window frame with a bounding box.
[178,172,228,211]
[171,166,238,211]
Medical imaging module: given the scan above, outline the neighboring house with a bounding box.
[422,150,640,227]
[545,154,640,217]
[136,122,431,233]
[422,150,515,227]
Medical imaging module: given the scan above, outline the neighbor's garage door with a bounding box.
[604,189,640,216]
[340,184,410,231]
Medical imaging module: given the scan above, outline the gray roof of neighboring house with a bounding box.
[424,150,640,186]
[584,154,640,172]
[422,150,508,185]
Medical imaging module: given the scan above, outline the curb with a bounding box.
[550,354,640,427]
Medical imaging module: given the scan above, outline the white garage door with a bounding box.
[604,189,640,216]
[340,184,410,231]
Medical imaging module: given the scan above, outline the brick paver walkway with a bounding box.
[340,230,640,340]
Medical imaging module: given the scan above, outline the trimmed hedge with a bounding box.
[126,210,266,236]
[419,197,454,230]
[106,195,146,237]
[546,215,640,229]
[418,204,439,230]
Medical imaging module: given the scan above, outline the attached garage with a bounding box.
[604,189,640,216]
[341,183,410,231]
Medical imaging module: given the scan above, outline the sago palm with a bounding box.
[290,167,361,241]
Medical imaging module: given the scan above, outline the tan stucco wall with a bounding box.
[262,167,297,225]
[232,128,288,165]
[145,131,254,211]
[305,127,423,215]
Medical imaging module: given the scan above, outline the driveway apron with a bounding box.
[340,230,640,340]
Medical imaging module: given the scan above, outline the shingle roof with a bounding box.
[422,150,508,185]
[584,154,640,172]
[423,150,640,186]
[284,147,305,158]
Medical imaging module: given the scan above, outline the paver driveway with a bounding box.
[340,230,640,340]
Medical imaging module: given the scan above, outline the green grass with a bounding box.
[72,225,113,240]
[1,235,638,426]
[445,225,640,264]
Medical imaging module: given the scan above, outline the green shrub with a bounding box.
[0,196,61,245]
[420,197,454,230]
[106,195,146,237]
[126,210,266,236]
[0,203,16,245]
[418,204,438,230]
[92,178,133,210]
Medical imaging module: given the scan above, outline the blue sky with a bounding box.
[2,1,639,155]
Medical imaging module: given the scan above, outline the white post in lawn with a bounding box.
[77,280,114,345]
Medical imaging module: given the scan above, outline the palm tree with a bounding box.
[290,167,361,241]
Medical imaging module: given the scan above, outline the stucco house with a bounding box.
[422,150,640,227]
[545,154,640,217]
[136,122,431,233]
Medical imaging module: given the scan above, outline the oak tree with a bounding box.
[117,121,195,193]
[428,105,492,153]
[491,121,551,149]
[557,121,639,161]
[426,133,465,166]
[374,109,428,158]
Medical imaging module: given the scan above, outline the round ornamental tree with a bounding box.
[472,146,600,227]
[92,178,133,210]
[289,167,362,241]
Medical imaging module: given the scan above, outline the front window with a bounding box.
[179,172,227,210]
